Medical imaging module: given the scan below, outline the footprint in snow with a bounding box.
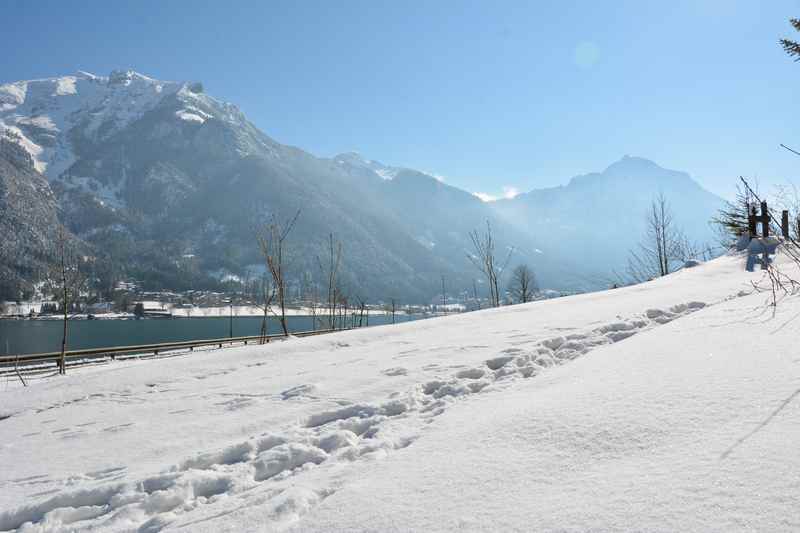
[382,367,408,377]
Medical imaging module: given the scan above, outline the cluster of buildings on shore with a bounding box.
[2,278,566,320]
[0,279,249,318]
[0,279,461,319]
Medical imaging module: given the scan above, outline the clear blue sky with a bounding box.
[5,0,800,199]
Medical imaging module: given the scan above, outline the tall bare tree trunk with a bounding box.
[468,220,513,308]
[60,284,67,375]
[318,234,341,330]
[626,194,685,283]
[51,227,86,375]
[257,210,300,337]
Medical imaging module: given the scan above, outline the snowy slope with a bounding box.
[298,282,800,532]
[0,253,797,531]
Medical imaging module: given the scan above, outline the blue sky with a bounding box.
[4,0,800,199]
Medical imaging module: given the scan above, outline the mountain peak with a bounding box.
[108,69,159,85]
[0,70,188,177]
[334,151,399,180]
[603,155,662,175]
[334,151,368,164]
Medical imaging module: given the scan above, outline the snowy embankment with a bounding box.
[1,253,798,531]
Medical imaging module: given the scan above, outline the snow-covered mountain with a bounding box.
[0,134,63,295]
[2,72,179,180]
[0,70,724,300]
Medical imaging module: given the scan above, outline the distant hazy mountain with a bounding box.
[0,71,724,301]
[490,156,725,288]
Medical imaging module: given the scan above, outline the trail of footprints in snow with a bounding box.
[0,301,705,532]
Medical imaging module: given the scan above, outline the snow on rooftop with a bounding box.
[1,252,799,530]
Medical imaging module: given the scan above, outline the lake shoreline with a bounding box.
[0,313,424,356]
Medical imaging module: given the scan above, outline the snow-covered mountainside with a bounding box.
[0,134,62,295]
[1,251,797,531]
[0,70,724,299]
[333,152,401,180]
[0,70,272,210]
[1,71,179,179]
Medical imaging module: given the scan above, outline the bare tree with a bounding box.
[248,272,274,343]
[336,287,349,330]
[626,194,685,283]
[509,264,538,303]
[317,233,342,330]
[467,220,512,307]
[256,210,300,336]
[300,270,320,331]
[441,274,447,314]
[48,226,88,375]
[355,296,367,327]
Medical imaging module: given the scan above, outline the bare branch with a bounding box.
[256,210,301,336]
[467,220,512,307]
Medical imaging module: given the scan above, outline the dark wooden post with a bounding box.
[748,205,757,237]
[759,201,770,238]
[781,210,789,238]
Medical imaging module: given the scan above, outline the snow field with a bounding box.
[1,300,708,531]
[0,253,791,531]
[296,287,800,532]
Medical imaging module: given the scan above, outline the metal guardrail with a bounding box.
[0,328,340,374]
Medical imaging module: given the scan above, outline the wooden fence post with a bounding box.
[748,205,757,237]
[760,201,770,238]
[782,210,789,238]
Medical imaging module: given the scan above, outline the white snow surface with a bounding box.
[1,253,800,531]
